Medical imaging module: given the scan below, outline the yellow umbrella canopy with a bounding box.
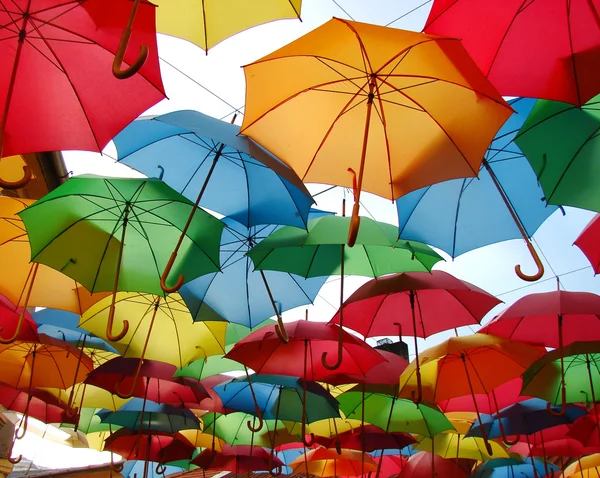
[290,448,377,477]
[79,292,227,367]
[178,429,226,452]
[154,0,302,52]
[43,384,130,412]
[0,197,106,317]
[565,455,600,477]
[285,417,364,438]
[414,433,509,461]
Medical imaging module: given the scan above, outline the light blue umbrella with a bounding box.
[113,109,314,229]
[396,98,560,281]
[180,215,329,328]
[121,460,185,478]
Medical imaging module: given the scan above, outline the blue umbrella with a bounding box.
[114,109,314,230]
[121,460,185,478]
[32,308,117,353]
[179,215,329,328]
[97,398,201,433]
[467,398,587,440]
[396,98,560,282]
[472,457,558,478]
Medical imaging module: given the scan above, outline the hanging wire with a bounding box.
[385,0,433,27]
[330,0,355,20]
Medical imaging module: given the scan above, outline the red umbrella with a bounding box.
[567,408,600,450]
[369,455,407,478]
[103,428,195,463]
[398,452,469,478]
[0,383,76,425]
[314,425,416,452]
[0,294,38,344]
[575,214,600,274]
[438,377,530,414]
[85,357,209,405]
[423,0,600,106]
[0,0,165,188]
[192,445,283,472]
[330,271,500,402]
[325,350,408,387]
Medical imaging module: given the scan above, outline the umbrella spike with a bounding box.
[160,142,224,294]
[112,0,148,79]
[0,263,38,344]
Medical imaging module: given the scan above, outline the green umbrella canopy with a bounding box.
[61,407,121,434]
[247,215,442,278]
[337,391,454,437]
[522,341,600,405]
[514,94,600,212]
[225,320,274,346]
[201,411,299,447]
[173,345,244,381]
[18,175,224,296]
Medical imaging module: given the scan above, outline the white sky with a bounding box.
[15,0,600,471]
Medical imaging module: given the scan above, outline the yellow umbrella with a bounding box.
[414,433,509,461]
[240,18,511,246]
[285,417,364,438]
[43,384,130,412]
[444,411,478,435]
[565,455,600,477]
[79,292,226,397]
[0,197,107,343]
[154,0,302,52]
[290,448,377,477]
[179,429,226,452]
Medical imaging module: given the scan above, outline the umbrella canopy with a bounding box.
[324,349,409,387]
[514,94,600,211]
[398,452,469,478]
[224,320,386,381]
[114,109,313,229]
[0,294,39,343]
[290,447,377,477]
[0,383,75,426]
[338,391,453,437]
[79,293,227,367]
[173,346,244,382]
[414,433,509,461]
[329,270,500,338]
[103,428,196,463]
[191,445,283,472]
[180,216,327,328]
[213,374,340,423]
[240,18,511,235]
[395,97,558,280]
[153,0,302,52]
[480,290,600,349]
[423,0,600,105]
[472,458,558,478]
[0,197,107,318]
[575,214,600,274]
[314,425,416,452]
[0,0,165,159]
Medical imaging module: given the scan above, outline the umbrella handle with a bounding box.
[160,252,184,293]
[0,165,32,190]
[114,359,144,399]
[155,464,167,474]
[347,168,360,247]
[106,300,129,342]
[321,323,344,371]
[515,239,544,282]
[335,436,342,455]
[269,449,282,476]
[547,377,567,417]
[112,0,148,79]
[0,307,27,344]
[7,438,22,464]
[245,366,264,432]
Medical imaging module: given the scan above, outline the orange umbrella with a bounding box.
[290,447,377,477]
[240,18,511,245]
[398,333,544,454]
[0,197,106,343]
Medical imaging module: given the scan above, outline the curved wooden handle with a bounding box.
[64,404,79,418]
[112,0,148,79]
[321,336,343,371]
[155,464,167,474]
[114,360,143,399]
[547,396,567,417]
[515,239,544,282]
[502,431,520,446]
[347,204,360,247]
[111,462,124,473]
[106,297,129,342]
[247,412,264,432]
[270,465,282,476]
[0,165,32,190]
[7,439,22,464]
[274,316,289,343]
[160,251,184,294]
[0,307,27,344]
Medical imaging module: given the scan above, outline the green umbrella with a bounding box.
[225,320,274,346]
[337,391,454,437]
[173,345,244,381]
[19,175,224,341]
[201,411,299,447]
[514,94,600,212]
[247,213,443,368]
[61,408,121,434]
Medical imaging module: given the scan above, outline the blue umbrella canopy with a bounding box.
[121,460,185,478]
[179,215,329,328]
[213,374,340,423]
[396,98,559,259]
[472,457,558,478]
[113,109,314,229]
[467,398,587,439]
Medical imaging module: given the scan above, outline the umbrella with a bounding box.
[240,17,511,247]
[114,109,313,229]
[0,294,39,344]
[18,175,224,342]
[395,97,559,281]
[97,398,201,433]
[192,445,284,473]
[481,289,600,415]
[423,0,600,105]
[398,451,469,478]
[575,214,600,274]
[121,460,185,478]
[290,448,377,477]
[247,214,442,360]
[514,94,600,212]
[153,0,302,52]
[180,216,327,329]
[414,433,509,461]
[103,428,195,464]
[0,0,165,188]
[314,425,416,453]
[399,334,544,452]
[329,270,500,400]
[0,197,107,343]
[337,391,453,437]
[472,458,558,478]
[173,345,244,382]
[325,349,408,387]
[0,383,75,427]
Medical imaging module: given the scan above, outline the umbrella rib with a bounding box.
[449,178,467,258]
[338,18,375,74]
